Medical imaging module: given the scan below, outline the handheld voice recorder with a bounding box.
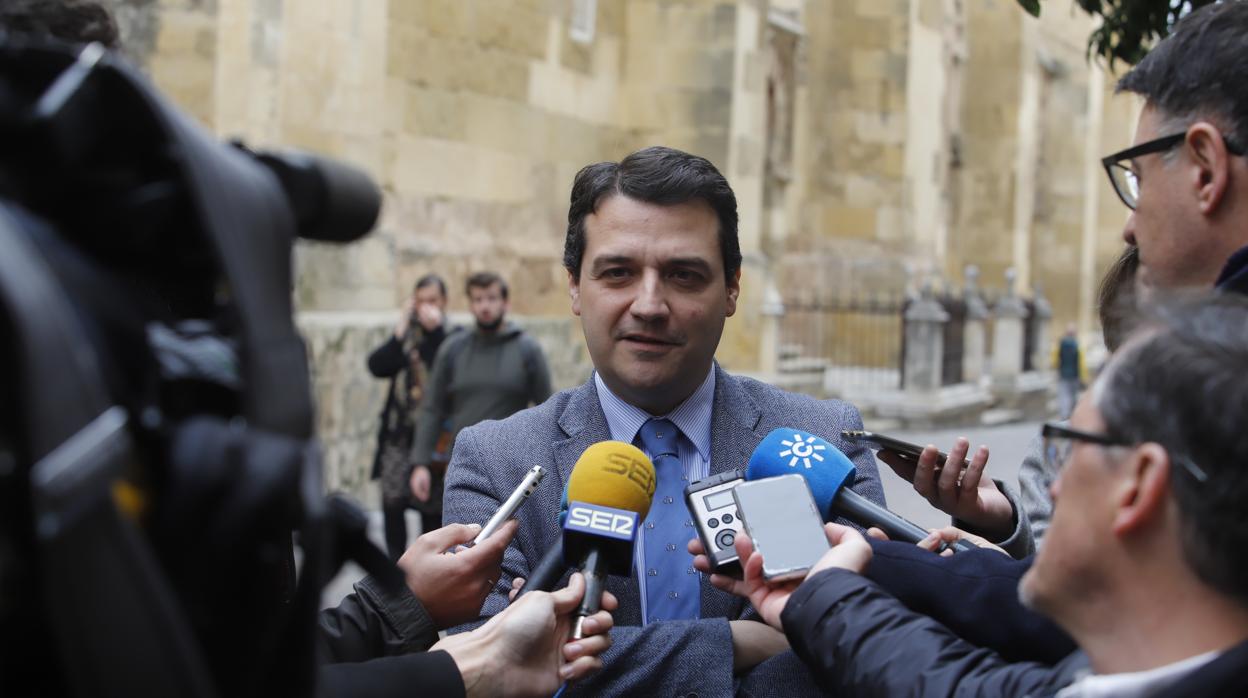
[684,468,745,575]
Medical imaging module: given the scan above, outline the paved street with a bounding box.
[880,420,1043,531]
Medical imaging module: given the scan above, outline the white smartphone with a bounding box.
[731,474,830,581]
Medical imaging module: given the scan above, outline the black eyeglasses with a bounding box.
[1040,422,1209,484]
[1102,131,1247,210]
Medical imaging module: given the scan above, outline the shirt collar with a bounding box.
[593,367,715,462]
[1057,649,1220,698]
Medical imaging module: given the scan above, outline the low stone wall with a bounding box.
[298,311,590,503]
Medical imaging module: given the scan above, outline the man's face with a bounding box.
[1121,106,1224,290]
[414,284,446,314]
[570,194,740,414]
[1020,391,1118,620]
[469,282,508,331]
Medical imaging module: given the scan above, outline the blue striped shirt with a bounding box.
[593,368,714,623]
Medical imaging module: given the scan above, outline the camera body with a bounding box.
[684,468,745,576]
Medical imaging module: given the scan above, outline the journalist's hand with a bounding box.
[434,573,615,697]
[416,302,443,332]
[917,525,1008,557]
[397,519,518,629]
[711,524,874,631]
[879,438,1015,541]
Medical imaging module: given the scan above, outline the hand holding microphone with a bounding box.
[744,428,977,554]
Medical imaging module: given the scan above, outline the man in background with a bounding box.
[409,271,552,514]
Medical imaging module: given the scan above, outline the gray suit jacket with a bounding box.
[442,365,885,697]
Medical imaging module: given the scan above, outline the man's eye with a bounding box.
[604,268,631,279]
[670,269,701,283]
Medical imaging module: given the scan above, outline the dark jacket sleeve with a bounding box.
[367,335,407,378]
[863,540,1076,664]
[317,575,441,664]
[780,568,1085,697]
[318,652,465,698]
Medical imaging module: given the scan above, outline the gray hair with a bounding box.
[1093,291,1248,604]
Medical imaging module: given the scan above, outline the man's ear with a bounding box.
[568,269,581,317]
[1186,122,1232,215]
[1111,442,1172,537]
[725,268,742,317]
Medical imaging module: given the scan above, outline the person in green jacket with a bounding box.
[408,272,553,526]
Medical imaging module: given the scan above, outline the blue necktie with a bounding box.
[637,418,700,622]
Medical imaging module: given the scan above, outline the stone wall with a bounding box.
[98,0,1137,495]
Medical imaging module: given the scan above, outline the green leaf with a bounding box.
[1016,0,1042,17]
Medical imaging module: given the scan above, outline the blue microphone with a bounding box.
[746,428,975,553]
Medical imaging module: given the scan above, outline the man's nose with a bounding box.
[1122,211,1137,245]
[629,272,670,321]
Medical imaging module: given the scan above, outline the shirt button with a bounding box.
[646,522,656,530]
[684,520,694,527]
[668,591,679,599]
[687,566,696,574]
[663,496,674,504]
[647,568,658,576]
[666,543,677,551]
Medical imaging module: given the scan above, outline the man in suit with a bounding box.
[443,145,885,696]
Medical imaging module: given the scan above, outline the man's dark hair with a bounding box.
[414,273,447,299]
[1097,245,1140,353]
[563,146,741,282]
[1095,292,1248,605]
[0,0,120,49]
[466,271,508,300]
[1117,1,1248,150]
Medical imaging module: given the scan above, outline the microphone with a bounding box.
[746,428,976,554]
[561,441,656,638]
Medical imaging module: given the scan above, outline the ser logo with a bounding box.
[603,452,657,495]
[566,503,638,540]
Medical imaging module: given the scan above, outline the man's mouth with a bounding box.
[620,333,680,348]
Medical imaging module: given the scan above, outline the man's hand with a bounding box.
[916,525,1008,557]
[409,464,432,502]
[396,519,519,629]
[433,573,617,697]
[706,525,874,630]
[878,437,1015,541]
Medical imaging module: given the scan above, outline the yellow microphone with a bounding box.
[563,441,656,638]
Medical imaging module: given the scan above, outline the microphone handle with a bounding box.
[516,538,565,599]
[833,488,975,554]
[571,547,607,640]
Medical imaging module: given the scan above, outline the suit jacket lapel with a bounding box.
[703,365,763,618]
[551,377,645,619]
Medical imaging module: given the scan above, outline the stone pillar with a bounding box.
[962,265,989,383]
[903,282,950,393]
[991,268,1027,387]
[1030,283,1053,372]
[759,281,785,377]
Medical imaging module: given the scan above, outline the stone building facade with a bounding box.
[102,0,1136,498]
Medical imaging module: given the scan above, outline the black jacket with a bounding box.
[367,325,451,479]
[1216,244,1248,296]
[781,567,1086,697]
[781,566,1248,697]
[865,540,1074,664]
[317,575,464,697]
